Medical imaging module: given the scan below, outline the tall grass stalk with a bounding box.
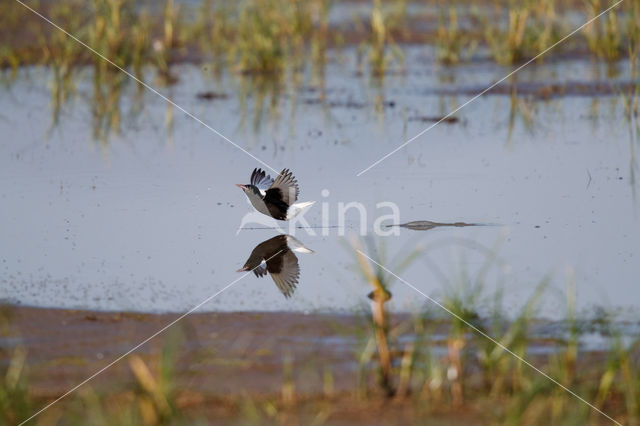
[352,237,394,396]
[435,7,477,65]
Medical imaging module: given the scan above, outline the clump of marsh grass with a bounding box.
[194,0,234,74]
[369,0,388,77]
[621,42,640,120]
[86,0,180,143]
[41,1,87,127]
[10,325,190,425]
[478,279,548,399]
[435,6,477,65]
[584,0,640,62]
[0,307,32,425]
[152,0,184,85]
[196,0,327,133]
[584,0,624,61]
[345,232,640,423]
[364,0,404,77]
[506,88,538,144]
[482,0,564,65]
[347,235,423,396]
[351,238,395,396]
[223,0,315,74]
[0,1,35,78]
[195,0,329,76]
[0,345,31,425]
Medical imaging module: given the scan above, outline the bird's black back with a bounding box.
[263,188,289,220]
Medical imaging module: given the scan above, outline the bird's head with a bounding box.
[236,183,260,196]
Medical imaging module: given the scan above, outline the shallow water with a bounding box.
[1,48,638,318]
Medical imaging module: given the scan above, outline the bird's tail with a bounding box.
[286,201,316,220]
[285,235,314,253]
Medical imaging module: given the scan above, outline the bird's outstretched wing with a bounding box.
[250,168,274,189]
[264,169,299,217]
[267,250,300,298]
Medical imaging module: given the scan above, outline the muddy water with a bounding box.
[0,48,638,318]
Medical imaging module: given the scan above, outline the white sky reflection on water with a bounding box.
[0,52,638,318]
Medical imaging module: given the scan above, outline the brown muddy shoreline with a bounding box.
[0,301,630,424]
[1,305,496,424]
[2,305,365,394]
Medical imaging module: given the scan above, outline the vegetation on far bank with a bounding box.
[1,0,639,145]
[2,0,640,76]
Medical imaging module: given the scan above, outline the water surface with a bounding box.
[1,49,638,318]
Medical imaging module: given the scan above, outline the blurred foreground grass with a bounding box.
[2,241,639,425]
[1,309,638,424]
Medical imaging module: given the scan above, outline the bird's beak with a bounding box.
[236,184,247,190]
[237,266,250,272]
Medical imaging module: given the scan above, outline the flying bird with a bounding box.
[237,168,315,220]
[237,234,314,298]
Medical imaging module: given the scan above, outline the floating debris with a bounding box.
[302,98,323,105]
[432,80,640,100]
[385,220,480,231]
[196,91,229,100]
[408,116,460,124]
[327,100,366,109]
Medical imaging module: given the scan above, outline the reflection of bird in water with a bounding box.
[237,168,315,220]
[237,234,314,298]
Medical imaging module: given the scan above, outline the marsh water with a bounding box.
[1,47,639,319]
